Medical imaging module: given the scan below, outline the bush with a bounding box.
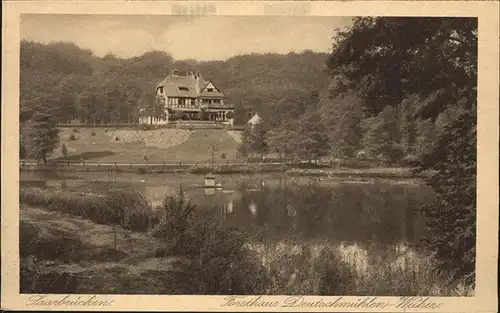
[255,243,358,295]
[137,167,148,175]
[69,134,77,141]
[91,131,96,136]
[114,136,120,141]
[221,153,227,160]
[72,128,79,133]
[138,124,153,131]
[104,129,108,133]
[151,191,267,294]
[20,256,79,293]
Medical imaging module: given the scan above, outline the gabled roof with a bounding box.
[248,113,263,125]
[199,80,225,98]
[156,74,199,98]
[156,71,224,99]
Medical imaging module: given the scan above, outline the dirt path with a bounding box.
[227,130,243,144]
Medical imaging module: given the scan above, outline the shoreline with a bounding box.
[19,162,428,179]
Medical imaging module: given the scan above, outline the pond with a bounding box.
[20,171,433,249]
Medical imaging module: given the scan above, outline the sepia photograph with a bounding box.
[1,1,496,310]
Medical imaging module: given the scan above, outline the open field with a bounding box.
[52,127,243,164]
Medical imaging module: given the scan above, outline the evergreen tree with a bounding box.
[23,110,60,164]
[61,143,68,158]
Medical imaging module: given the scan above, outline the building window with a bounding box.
[179,87,189,92]
[207,88,214,92]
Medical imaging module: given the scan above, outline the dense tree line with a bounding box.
[20,41,329,125]
[325,17,477,287]
[238,17,477,288]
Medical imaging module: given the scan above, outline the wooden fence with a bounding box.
[56,122,244,131]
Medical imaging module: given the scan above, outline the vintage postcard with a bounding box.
[1,0,499,312]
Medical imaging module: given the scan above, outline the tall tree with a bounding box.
[22,110,60,164]
[239,123,269,161]
[327,17,477,286]
[361,106,403,164]
[320,92,363,158]
[296,111,330,162]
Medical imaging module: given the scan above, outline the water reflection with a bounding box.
[213,179,431,248]
[249,202,257,217]
[204,188,215,196]
[20,172,433,249]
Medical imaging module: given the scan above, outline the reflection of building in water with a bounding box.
[204,188,216,196]
[218,200,235,220]
[204,174,216,187]
[249,202,257,217]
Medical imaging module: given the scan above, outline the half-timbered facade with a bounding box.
[154,70,234,123]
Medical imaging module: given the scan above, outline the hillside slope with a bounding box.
[53,128,242,164]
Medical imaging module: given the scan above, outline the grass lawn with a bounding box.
[54,127,243,164]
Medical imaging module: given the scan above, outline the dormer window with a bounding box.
[178,87,189,92]
[157,86,164,94]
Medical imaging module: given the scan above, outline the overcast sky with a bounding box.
[21,14,352,61]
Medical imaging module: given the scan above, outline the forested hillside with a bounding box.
[20,20,475,169]
[20,41,329,126]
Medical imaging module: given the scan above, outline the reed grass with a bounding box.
[20,187,158,232]
[246,241,472,296]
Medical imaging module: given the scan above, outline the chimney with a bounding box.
[195,72,200,94]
